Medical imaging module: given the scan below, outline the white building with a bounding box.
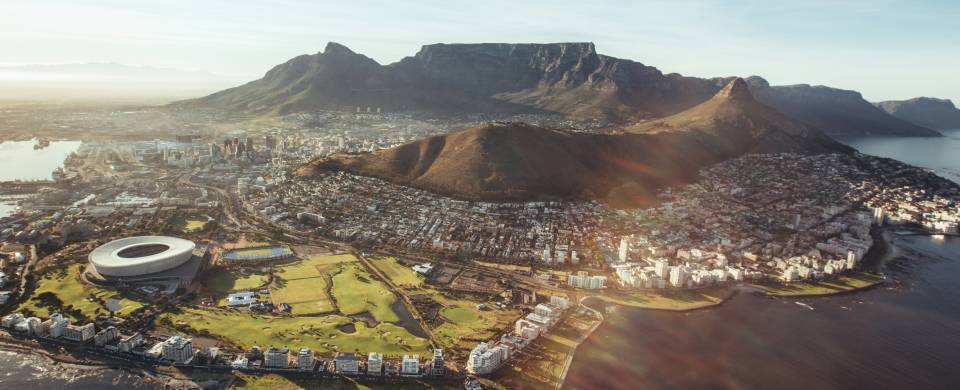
[549,295,571,310]
[654,259,670,278]
[46,313,70,338]
[669,266,686,287]
[161,336,194,364]
[618,238,629,262]
[401,354,420,375]
[94,326,119,346]
[118,333,144,353]
[63,323,95,343]
[297,348,314,371]
[335,352,359,374]
[466,342,510,375]
[227,291,257,306]
[367,352,383,375]
[264,346,290,368]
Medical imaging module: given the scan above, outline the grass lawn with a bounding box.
[271,278,334,314]
[203,267,270,295]
[750,271,884,297]
[605,286,731,311]
[268,254,357,315]
[331,262,399,323]
[19,264,146,320]
[183,219,208,233]
[165,308,430,356]
[439,307,479,324]
[368,256,423,287]
[170,216,209,234]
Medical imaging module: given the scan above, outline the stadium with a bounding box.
[223,245,295,264]
[85,236,204,290]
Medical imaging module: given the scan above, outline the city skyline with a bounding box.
[2,0,959,103]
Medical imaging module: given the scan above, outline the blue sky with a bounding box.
[2,0,958,103]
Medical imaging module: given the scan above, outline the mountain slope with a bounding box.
[745,77,941,137]
[180,42,731,120]
[627,78,850,154]
[177,42,938,137]
[300,79,850,205]
[875,98,960,130]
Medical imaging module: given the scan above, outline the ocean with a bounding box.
[563,131,960,390]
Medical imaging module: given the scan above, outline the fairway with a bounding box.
[331,262,399,322]
[271,277,334,314]
[440,306,479,324]
[269,254,357,315]
[19,264,146,320]
[368,256,423,287]
[165,308,430,356]
[409,286,520,350]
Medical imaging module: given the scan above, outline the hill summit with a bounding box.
[626,78,848,154]
[299,83,850,205]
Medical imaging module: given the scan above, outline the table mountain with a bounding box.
[177,42,938,137]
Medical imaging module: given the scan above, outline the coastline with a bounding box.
[0,335,209,389]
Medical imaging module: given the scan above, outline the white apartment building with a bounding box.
[264,346,290,368]
[161,335,194,364]
[367,352,383,375]
[297,348,314,371]
[401,354,420,375]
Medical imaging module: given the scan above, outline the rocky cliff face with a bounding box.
[875,97,960,130]
[178,41,940,137]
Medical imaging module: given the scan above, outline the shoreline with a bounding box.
[0,335,208,389]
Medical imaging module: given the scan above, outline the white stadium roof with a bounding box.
[89,236,196,277]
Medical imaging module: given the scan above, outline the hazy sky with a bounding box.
[3,0,959,103]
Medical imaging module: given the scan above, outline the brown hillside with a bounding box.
[301,80,851,205]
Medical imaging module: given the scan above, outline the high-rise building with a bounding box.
[264,346,290,368]
[618,238,629,262]
[655,259,670,278]
[335,352,359,374]
[161,336,194,364]
[401,354,420,375]
[367,352,383,375]
[431,349,444,376]
[669,266,686,287]
[466,342,510,375]
[297,347,314,371]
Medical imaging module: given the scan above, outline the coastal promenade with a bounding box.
[554,297,604,390]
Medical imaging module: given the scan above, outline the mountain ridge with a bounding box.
[177,41,939,137]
